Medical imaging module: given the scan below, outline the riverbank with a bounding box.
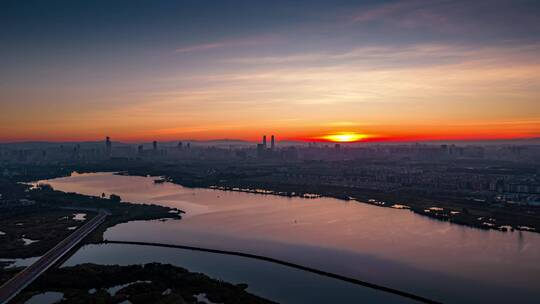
[9,162,540,234]
[0,178,182,261]
[114,169,539,234]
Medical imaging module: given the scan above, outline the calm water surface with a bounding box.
[40,172,540,303]
[64,243,413,303]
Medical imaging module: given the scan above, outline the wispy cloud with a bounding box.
[349,0,540,35]
[165,41,540,113]
[352,1,414,23]
[175,43,228,53]
[223,53,324,64]
[349,0,470,32]
[175,35,285,53]
[223,43,540,68]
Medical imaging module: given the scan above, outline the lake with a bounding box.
[39,172,540,303]
[63,243,414,303]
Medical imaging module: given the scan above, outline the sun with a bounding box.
[318,132,368,143]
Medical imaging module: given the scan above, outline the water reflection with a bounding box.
[41,172,540,304]
[64,243,415,304]
[0,256,41,268]
[24,291,63,304]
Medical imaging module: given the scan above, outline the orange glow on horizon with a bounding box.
[316,132,371,143]
[0,122,539,143]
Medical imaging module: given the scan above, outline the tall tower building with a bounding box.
[153,141,157,150]
[262,135,267,148]
[271,135,275,150]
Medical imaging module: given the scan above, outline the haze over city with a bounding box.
[1,0,539,143]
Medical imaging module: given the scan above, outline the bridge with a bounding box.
[0,210,108,304]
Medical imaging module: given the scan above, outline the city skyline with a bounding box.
[1,0,540,143]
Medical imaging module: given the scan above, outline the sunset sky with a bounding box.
[1,0,539,142]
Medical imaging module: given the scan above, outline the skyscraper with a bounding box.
[263,135,267,148]
[153,141,157,150]
[271,135,275,150]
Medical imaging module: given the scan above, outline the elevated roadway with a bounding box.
[0,210,108,304]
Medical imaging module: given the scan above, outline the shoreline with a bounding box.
[0,177,182,261]
[20,160,538,235]
[100,240,441,304]
[113,170,539,234]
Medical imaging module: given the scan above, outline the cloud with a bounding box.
[350,0,454,30]
[223,53,325,64]
[222,43,540,69]
[348,0,529,33]
[175,35,285,53]
[351,1,413,23]
[169,41,540,112]
[175,43,228,53]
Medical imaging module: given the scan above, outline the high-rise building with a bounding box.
[153,141,158,150]
[262,135,267,148]
[177,141,183,149]
[271,135,275,150]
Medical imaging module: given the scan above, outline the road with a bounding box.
[0,210,108,304]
